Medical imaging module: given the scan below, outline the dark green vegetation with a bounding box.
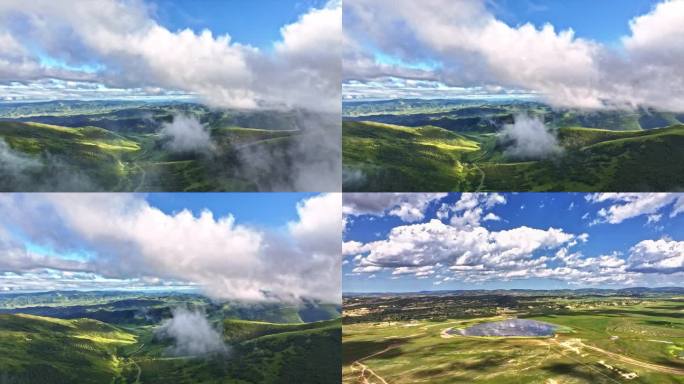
[0,100,319,191]
[343,99,684,191]
[0,291,341,383]
[343,289,684,384]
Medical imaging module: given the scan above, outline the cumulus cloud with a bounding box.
[499,115,562,159]
[0,193,341,303]
[157,307,228,356]
[586,193,684,224]
[343,193,447,222]
[627,238,684,274]
[347,194,574,279]
[0,0,340,112]
[344,193,684,286]
[161,114,213,153]
[343,0,684,111]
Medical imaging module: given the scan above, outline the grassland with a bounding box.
[343,294,684,384]
[0,100,314,192]
[343,120,684,192]
[0,291,341,383]
[0,121,300,191]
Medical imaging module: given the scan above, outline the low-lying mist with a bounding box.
[161,114,214,153]
[499,114,562,159]
[234,110,341,191]
[156,307,229,356]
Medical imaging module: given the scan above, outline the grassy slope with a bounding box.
[343,121,684,191]
[480,125,684,191]
[134,319,342,384]
[0,313,341,384]
[342,301,684,384]
[0,121,298,191]
[0,314,136,384]
[343,121,480,191]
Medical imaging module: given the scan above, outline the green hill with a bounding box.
[343,121,684,191]
[0,313,341,384]
[131,318,341,384]
[222,318,340,343]
[343,121,481,191]
[479,125,684,191]
[0,121,301,191]
[0,314,137,383]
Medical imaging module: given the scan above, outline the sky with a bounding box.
[0,0,341,112]
[0,193,342,303]
[343,193,684,293]
[343,0,684,111]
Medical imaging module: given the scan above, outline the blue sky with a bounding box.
[488,0,657,45]
[0,193,341,303]
[149,0,329,49]
[146,192,317,228]
[343,193,684,293]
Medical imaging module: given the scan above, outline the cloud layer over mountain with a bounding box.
[0,0,341,112]
[344,0,684,111]
[0,193,342,303]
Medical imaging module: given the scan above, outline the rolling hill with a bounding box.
[0,314,341,384]
[343,120,684,191]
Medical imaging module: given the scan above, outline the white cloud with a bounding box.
[439,193,507,228]
[157,308,228,356]
[587,193,684,224]
[499,115,562,159]
[483,213,501,222]
[353,219,575,274]
[343,0,684,111]
[0,0,341,112]
[161,115,213,153]
[343,193,447,222]
[0,193,341,303]
[628,238,684,274]
[345,192,684,285]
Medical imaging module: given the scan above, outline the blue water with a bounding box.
[456,319,557,337]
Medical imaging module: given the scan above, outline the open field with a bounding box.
[342,100,684,191]
[343,292,684,383]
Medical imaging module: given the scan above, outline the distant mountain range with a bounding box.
[343,287,684,297]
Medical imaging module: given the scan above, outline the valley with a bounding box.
[0,290,342,384]
[0,100,330,191]
[342,99,684,191]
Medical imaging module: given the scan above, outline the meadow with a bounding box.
[342,100,684,192]
[343,292,684,384]
[0,291,341,384]
[0,100,310,191]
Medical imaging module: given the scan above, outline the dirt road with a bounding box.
[350,344,402,384]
